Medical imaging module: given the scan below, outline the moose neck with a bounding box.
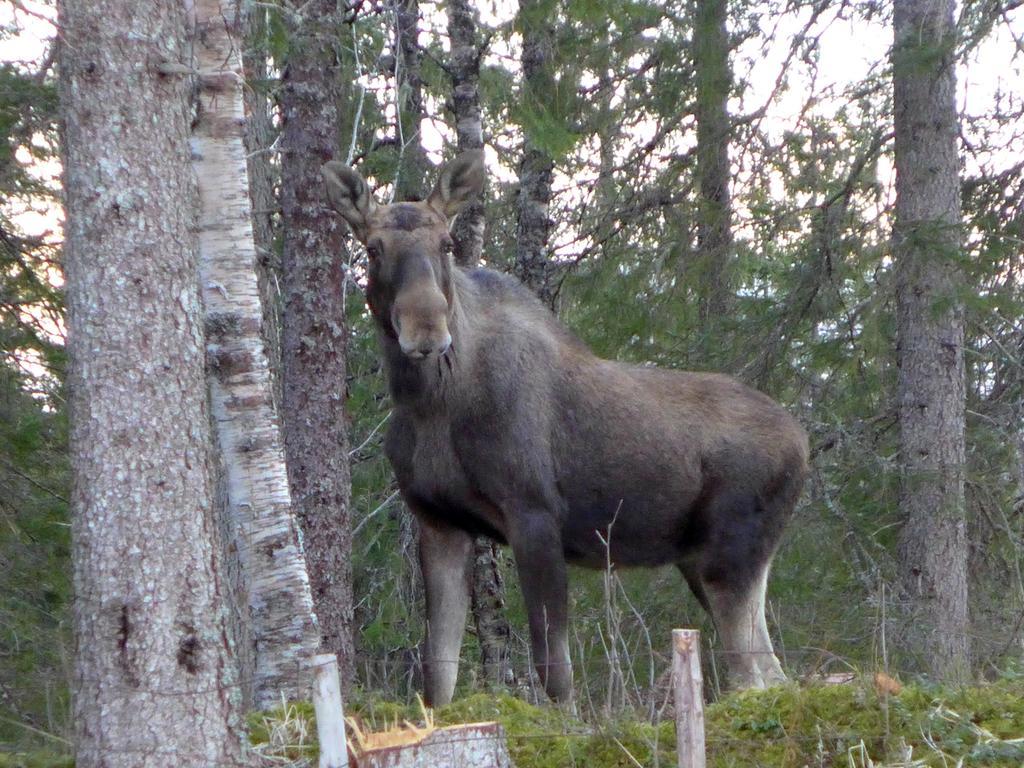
[379,269,474,411]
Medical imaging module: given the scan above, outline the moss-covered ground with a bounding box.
[251,677,1024,767]
[5,677,1023,767]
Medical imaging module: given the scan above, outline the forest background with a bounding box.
[2,0,1024,750]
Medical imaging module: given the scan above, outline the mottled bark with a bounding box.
[445,0,510,687]
[280,0,356,689]
[242,3,284,406]
[892,0,970,681]
[513,0,556,308]
[692,0,734,327]
[61,0,245,763]
[193,0,322,708]
[470,540,513,687]
[390,0,430,653]
[447,0,486,268]
[393,0,430,201]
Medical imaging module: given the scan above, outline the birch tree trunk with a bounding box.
[692,0,734,330]
[242,2,284,406]
[280,0,356,689]
[446,0,513,688]
[447,0,486,268]
[193,0,322,708]
[513,0,557,308]
[61,0,244,763]
[388,0,430,644]
[892,0,970,681]
[393,0,430,202]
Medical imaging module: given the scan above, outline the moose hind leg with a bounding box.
[702,576,766,689]
[748,566,787,686]
[694,488,789,690]
[703,565,787,690]
[418,516,474,706]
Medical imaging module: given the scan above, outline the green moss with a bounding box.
[247,679,1024,768]
[703,678,1024,767]
[246,699,318,763]
[0,754,74,768]
[433,693,675,768]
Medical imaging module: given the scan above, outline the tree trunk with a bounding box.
[193,0,322,708]
[392,0,430,201]
[470,540,513,688]
[447,0,486,268]
[61,0,245,763]
[692,0,734,329]
[388,0,431,661]
[513,0,556,308]
[444,0,512,688]
[280,0,356,690]
[242,2,284,407]
[892,0,970,681]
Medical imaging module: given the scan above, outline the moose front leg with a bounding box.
[418,516,474,707]
[508,510,573,703]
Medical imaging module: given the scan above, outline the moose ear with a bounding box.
[321,161,377,241]
[427,150,485,219]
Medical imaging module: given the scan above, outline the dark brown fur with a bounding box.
[322,153,809,705]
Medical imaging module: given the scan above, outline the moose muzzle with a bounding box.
[392,281,452,359]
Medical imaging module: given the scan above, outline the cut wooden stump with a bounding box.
[312,654,348,768]
[672,628,706,768]
[350,721,514,768]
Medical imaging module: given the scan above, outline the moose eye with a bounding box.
[366,243,381,262]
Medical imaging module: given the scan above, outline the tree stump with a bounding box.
[351,722,514,768]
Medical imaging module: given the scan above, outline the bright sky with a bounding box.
[2,1,1022,241]
[1,1,59,244]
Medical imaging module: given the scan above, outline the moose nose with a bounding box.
[400,331,452,359]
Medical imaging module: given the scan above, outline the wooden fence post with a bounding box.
[312,653,349,768]
[672,629,706,768]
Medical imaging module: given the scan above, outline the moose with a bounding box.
[322,151,809,706]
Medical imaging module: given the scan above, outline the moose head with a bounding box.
[321,152,485,360]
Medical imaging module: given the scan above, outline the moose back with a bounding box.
[322,152,809,705]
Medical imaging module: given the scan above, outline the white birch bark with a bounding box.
[513,0,557,307]
[192,0,321,708]
[447,0,486,268]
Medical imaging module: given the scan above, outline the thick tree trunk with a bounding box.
[280,0,356,690]
[892,0,970,681]
[193,0,322,708]
[392,0,430,201]
[513,0,556,308]
[692,0,734,328]
[447,0,486,268]
[61,0,245,764]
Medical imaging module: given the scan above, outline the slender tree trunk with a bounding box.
[447,0,486,268]
[193,0,322,708]
[392,0,430,201]
[892,0,970,681]
[692,0,734,329]
[445,0,512,687]
[61,0,244,763]
[470,541,513,687]
[514,0,556,307]
[242,2,284,406]
[280,0,356,690]
[388,0,430,655]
